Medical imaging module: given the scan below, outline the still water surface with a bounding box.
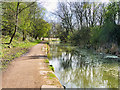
[49,41,119,88]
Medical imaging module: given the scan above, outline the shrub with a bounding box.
[68,27,90,45]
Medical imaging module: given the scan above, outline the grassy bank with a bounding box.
[1,36,41,69]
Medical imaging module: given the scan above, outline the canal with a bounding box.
[49,41,119,88]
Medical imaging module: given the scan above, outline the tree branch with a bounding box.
[18,2,35,15]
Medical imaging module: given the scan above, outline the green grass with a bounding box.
[47,72,56,79]
[46,44,52,59]
[51,40,59,42]
[45,59,49,63]
[1,35,41,69]
[46,44,49,53]
[47,53,52,59]
[48,65,54,72]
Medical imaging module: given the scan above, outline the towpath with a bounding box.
[2,42,62,89]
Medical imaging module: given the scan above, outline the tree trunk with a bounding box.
[22,31,26,41]
[9,2,35,44]
[35,36,38,40]
[9,2,19,44]
[23,37,26,41]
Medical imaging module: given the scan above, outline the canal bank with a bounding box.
[2,42,63,89]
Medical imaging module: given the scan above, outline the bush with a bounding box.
[90,26,101,45]
[68,27,90,45]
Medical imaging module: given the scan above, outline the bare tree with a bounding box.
[72,2,84,30]
[54,2,74,40]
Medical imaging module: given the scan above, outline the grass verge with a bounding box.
[47,72,56,79]
[48,65,54,72]
[45,59,49,63]
[47,53,52,59]
[1,35,41,69]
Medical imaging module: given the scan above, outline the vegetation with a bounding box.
[52,1,120,55]
[1,1,119,88]
[47,72,56,79]
[1,35,41,69]
[45,59,49,63]
[47,53,52,59]
[1,2,52,68]
[48,65,54,72]
[2,2,51,43]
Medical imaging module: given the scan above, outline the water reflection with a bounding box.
[49,42,119,88]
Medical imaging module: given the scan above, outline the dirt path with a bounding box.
[2,43,62,88]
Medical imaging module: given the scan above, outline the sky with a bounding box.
[38,0,58,22]
[42,0,110,12]
[40,0,110,22]
[43,0,58,12]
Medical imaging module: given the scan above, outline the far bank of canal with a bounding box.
[49,41,119,88]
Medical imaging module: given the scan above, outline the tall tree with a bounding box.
[54,2,74,41]
[8,2,35,44]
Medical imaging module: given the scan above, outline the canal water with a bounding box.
[49,41,119,88]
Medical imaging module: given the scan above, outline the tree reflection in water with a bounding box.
[49,42,118,88]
